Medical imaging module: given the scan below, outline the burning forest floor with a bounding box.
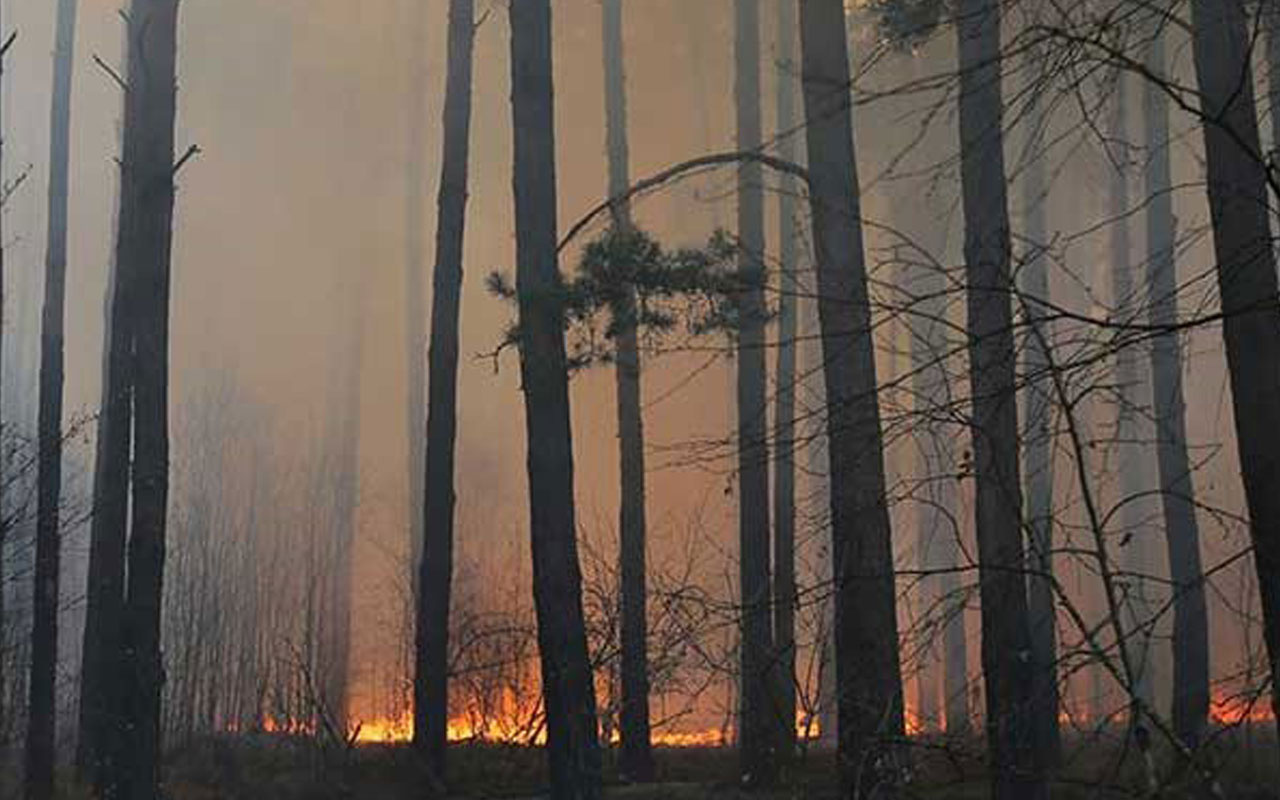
[29,726,1275,800]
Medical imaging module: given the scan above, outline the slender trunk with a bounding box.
[1188,0,1280,749]
[772,0,799,764]
[1143,25,1208,749]
[953,1,1045,796]
[1267,3,1280,161]
[404,0,427,615]
[600,0,654,782]
[116,1,180,797]
[80,71,133,800]
[1105,68,1157,714]
[414,0,474,779]
[508,3,602,797]
[0,0,8,758]
[25,3,77,797]
[733,2,777,784]
[1018,45,1059,766]
[798,1,904,793]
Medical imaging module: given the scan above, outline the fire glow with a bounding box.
[351,708,824,748]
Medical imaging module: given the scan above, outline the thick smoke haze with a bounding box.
[0,0,1266,754]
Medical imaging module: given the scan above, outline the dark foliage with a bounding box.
[487,227,745,371]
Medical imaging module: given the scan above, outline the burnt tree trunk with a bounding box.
[508,3,603,798]
[732,1,777,784]
[772,0,799,765]
[25,3,77,798]
[798,0,905,794]
[414,0,475,780]
[115,1,180,797]
[1188,0,1280,750]
[1018,44,1060,766]
[954,0,1045,796]
[403,0,427,612]
[1142,24,1208,749]
[80,38,134,800]
[600,0,654,782]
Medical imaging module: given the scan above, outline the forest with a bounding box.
[0,0,1278,798]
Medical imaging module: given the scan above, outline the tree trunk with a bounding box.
[600,0,654,783]
[403,0,427,616]
[732,2,777,785]
[115,1,180,797]
[1104,67,1158,715]
[80,56,133,800]
[508,3,602,798]
[953,1,1045,797]
[798,1,904,794]
[25,3,77,797]
[1018,45,1060,767]
[772,0,799,765]
[1267,3,1280,160]
[1188,0,1280,749]
[414,0,474,780]
[1142,24,1208,749]
[0,0,8,763]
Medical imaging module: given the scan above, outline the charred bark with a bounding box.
[954,0,1045,796]
[733,1,777,785]
[798,1,905,794]
[25,3,77,797]
[600,0,655,783]
[772,0,799,766]
[114,1,181,797]
[1143,24,1209,749]
[1018,45,1060,767]
[508,2,602,797]
[1188,0,1280,752]
[414,0,475,780]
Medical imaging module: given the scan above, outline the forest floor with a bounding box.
[12,727,1277,799]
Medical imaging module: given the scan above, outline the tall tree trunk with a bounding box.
[1143,24,1208,749]
[414,0,474,780]
[0,0,9,758]
[1188,0,1280,748]
[600,0,654,783]
[797,1,904,794]
[1105,68,1157,714]
[507,3,602,798]
[1267,3,1280,160]
[1018,45,1060,766]
[953,1,1045,796]
[25,3,77,797]
[115,1,180,797]
[772,0,799,765]
[403,0,427,617]
[80,59,134,800]
[732,2,777,784]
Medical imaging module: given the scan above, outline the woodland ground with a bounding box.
[4,726,1273,800]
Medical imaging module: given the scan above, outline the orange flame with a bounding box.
[1209,690,1275,727]
[352,706,824,747]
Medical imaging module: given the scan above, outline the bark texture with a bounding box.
[1142,25,1208,748]
[600,0,655,782]
[509,3,603,797]
[1188,0,1280,749]
[26,3,77,797]
[733,1,777,784]
[772,0,799,764]
[415,0,475,779]
[1018,43,1060,768]
[954,1,1045,796]
[798,1,905,794]
[115,2,181,797]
